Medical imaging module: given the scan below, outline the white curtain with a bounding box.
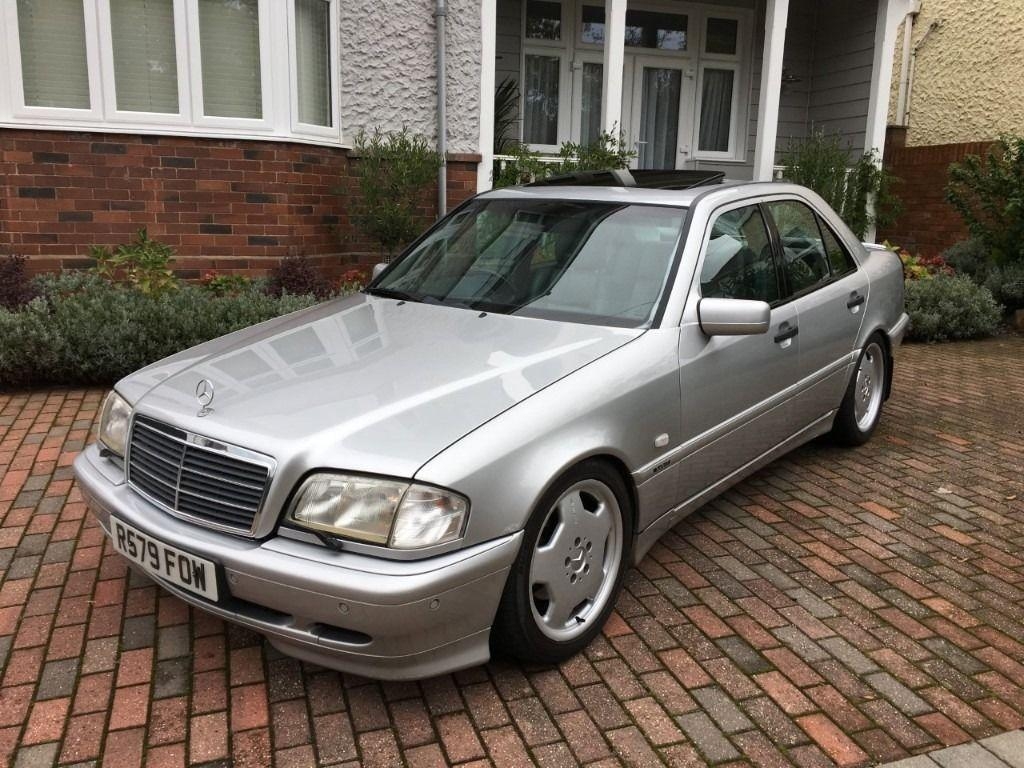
[523,55,559,144]
[110,0,179,113]
[198,0,262,119]
[639,68,680,169]
[699,69,734,153]
[581,62,602,145]
[295,0,331,126]
[17,0,90,109]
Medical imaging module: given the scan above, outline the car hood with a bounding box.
[121,294,642,479]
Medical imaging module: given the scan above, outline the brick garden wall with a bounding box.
[0,129,479,281]
[878,131,994,257]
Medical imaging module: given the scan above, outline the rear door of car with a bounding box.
[763,198,869,427]
[675,201,802,505]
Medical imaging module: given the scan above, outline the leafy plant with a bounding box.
[783,131,901,239]
[941,238,990,282]
[946,135,1024,265]
[91,228,179,295]
[0,254,37,310]
[983,262,1024,311]
[493,77,520,155]
[266,253,332,299]
[202,271,253,297]
[904,274,1002,342]
[0,273,359,387]
[493,131,636,188]
[887,242,953,281]
[349,128,442,259]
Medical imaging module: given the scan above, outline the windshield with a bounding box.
[370,199,687,328]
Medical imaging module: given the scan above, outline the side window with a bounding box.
[818,216,856,277]
[766,200,831,295]
[700,205,780,303]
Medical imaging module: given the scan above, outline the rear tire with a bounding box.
[832,333,889,446]
[492,460,632,665]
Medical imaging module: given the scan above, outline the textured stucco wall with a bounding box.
[888,0,1024,146]
[340,0,482,154]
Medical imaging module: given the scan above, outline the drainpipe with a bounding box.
[435,0,448,217]
[895,2,919,125]
[904,18,942,127]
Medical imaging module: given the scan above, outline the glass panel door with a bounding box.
[638,67,680,169]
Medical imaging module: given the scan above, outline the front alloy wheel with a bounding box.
[493,461,631,663]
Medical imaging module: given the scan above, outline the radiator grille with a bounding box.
[126,416,271,535]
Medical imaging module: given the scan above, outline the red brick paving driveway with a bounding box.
[1,336,1023,768]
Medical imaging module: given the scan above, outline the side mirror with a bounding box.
[372,262,388,280]
[698,298,771,336]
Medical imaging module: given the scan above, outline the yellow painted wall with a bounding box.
[888,0,1024,147]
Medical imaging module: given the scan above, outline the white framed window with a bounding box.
[693,11,747,161]
[521,0,571,150]
[0,0,342,145]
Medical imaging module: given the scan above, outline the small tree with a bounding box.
[946,135,1024,265]
[493,130,635,188]
[350,128,442,260]
[783,130,900,239]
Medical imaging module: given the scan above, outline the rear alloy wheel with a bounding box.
[833,334,889,446]
[493,461,630,663]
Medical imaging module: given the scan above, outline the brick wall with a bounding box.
[0,129,479,280]
[878,131,994,256]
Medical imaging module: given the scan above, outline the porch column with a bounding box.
[601,0,627,134]
[477,0,497,191]
[866,0,911,158]
[752,0,789,182]
[863,0,912,238]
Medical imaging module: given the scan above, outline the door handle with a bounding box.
[773,325,799,344]
[847,293,866,310]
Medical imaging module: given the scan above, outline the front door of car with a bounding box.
[764,199,869,427]
[675,202,802,505]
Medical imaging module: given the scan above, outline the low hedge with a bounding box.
[905,273,1003,343]
[0,274,330,388]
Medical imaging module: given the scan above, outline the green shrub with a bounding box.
[0,274,331,388]
[946,135,1024,265]
[783,130,901,239]
[349,128,442,259]
[91,228,179,295]
[905,274,1002,343]
[494,131,635,188]
[983,262,1024,311]
[941,238,990,282]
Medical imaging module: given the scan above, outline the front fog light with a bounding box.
[98,391,132,457]
[389,485,468,549]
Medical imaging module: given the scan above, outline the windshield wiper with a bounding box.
[363,286,419,302]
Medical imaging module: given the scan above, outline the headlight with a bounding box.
[98,391,132,457]
[288,473,469,550]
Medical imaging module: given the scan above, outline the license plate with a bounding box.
[110,517,219,601]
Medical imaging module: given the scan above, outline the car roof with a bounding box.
[478,180,810,209]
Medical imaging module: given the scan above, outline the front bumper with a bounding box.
[73,443,521,680]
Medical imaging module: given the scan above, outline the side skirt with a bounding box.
[631,410,836,564]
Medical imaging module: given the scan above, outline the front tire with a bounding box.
[492,460,632,664]
[832,334,889,446]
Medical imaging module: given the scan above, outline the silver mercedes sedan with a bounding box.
[74,176,908,680]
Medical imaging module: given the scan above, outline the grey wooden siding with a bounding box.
[807,0,876,157]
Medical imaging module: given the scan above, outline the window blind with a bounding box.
[295,0,331,126]
[17,0,91,109]
[198,0,262,119]
[110,0,179,113]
